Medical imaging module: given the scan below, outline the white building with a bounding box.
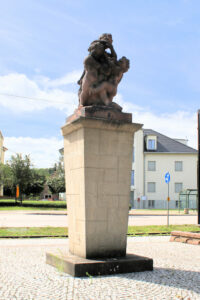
[131,129,198,209]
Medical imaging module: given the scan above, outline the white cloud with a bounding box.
[4,104,197,169]
[116,95,197,149]
[0,72,81,114]
[4,136,63,168]
[41,70,82,88]
[1,73,197,168]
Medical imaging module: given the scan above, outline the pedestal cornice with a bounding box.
[62,116,143,136]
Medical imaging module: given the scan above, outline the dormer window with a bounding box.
[146,135,157,150]
[148,139,155,150]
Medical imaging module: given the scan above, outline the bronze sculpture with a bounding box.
[78,34,129,108]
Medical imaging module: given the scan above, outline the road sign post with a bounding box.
[165,172,170,226]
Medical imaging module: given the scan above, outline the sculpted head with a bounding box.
[118,56,130,73]
[88,41,104,57]
[99,33,113,44]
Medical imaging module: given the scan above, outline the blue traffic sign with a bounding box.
[165,172,170,183]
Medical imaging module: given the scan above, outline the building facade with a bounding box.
[0,131,7,196]
[131,129,198,209]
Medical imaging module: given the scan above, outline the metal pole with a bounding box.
[167,182,169,226]
[198,110,200,225]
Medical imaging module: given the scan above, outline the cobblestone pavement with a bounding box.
[0,237,199,300]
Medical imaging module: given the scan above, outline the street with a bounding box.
[0,211,198,227]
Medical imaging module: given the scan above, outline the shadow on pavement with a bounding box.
[120,267,200,294]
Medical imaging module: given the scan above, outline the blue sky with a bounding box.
[0,0,199,167]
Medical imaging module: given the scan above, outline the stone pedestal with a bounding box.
[62,117,141,258]
[46,108,153,276]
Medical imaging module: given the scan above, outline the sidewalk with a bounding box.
[129,209,197,216]
[0,236,199,299]
[0,209,197,216]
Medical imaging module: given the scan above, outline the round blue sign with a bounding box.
[165,172,170,183]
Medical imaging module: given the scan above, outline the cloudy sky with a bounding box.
[0,0,199,167]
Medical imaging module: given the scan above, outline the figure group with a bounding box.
[78,33,129,107]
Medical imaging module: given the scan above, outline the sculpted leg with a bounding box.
[99,90,110,105]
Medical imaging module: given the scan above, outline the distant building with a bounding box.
[131,129,198,209]
[0,131,8,196]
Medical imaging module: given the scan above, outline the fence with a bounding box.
[130,189,198,210]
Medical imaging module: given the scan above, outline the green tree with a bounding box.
[8,154,32,202]
[0,163,13,195]
[25,169,46,196]
[47,153,65,194]
[47,176,65,194]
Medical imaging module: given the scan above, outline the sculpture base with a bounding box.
[46,251,153,277]
[67,104,132,124]
[62,117,142,258]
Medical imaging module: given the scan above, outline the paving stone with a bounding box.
[0,237,199,299]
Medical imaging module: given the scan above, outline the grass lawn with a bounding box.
[0,227,68,237]
[0,224,199,238]
[127,224,200,235]
[130,209,197,214]
[0,199,66,210]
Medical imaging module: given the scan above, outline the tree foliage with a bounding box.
[47,153,65,194]
[7,154,32,201]
[1,152,66,200]
[25,169,46,196]
[0,163,13,195]
[47,176,65,194]
[1,154,46,200]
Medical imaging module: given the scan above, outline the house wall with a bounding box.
[132,129,144,200]
[144,153,197,207]
[131,129,198,209]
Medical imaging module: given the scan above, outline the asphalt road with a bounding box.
[0,211,198,227]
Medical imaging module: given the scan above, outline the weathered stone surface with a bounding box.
[46,251,153,277]
[77,33,129,107]
[170,231,200,245]
[62,117,142,259]
[67,105,132,124]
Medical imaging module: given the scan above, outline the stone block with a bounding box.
[170,231,200,245]
[61,117,143,258]
[46,252,153,277]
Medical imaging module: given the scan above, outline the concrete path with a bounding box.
[0,236,199,299]
[0,211,198,227]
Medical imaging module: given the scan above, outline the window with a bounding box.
[130,191,134,208]
[147,139,156,150]
[175,161,183,171]
[148,161,156,171]
[148,200,155,208]
[132,147,135,162]
[147,182,156,193]
[131,170,134,186]
[175,183,183,193]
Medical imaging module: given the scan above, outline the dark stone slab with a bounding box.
[67,104,132,124]
[46,252,153,277]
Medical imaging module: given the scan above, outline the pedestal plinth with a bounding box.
[63,116,141,258]
[46,108,153,276]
